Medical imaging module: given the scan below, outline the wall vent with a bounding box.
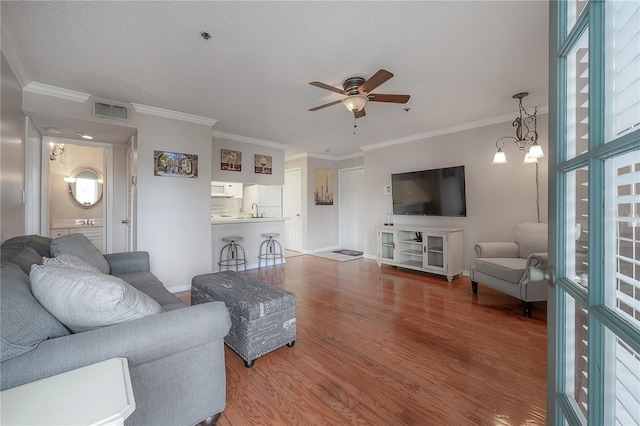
[91,98,131,121]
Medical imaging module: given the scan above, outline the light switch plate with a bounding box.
[384,186,392,195]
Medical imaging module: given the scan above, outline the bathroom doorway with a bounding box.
[42,136,113,252]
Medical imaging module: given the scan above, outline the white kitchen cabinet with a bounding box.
[375,225,464,282]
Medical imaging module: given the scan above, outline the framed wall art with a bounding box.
[314,168,334,205]
[254,154,272,175]
[154,150,198,178]
[221,149,242,171]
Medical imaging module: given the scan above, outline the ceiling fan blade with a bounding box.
[359,69,394,93]
[367,94,410,103]
[308,100,342,111]
[309,81,346,95]
[354,108,366,119]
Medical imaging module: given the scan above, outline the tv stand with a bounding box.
[375,225,464,282]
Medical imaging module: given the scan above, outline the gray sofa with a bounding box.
[1,234,231,426]
[470,223,549,317]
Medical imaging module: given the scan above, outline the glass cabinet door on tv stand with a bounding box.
[377,229,396,263]
[424,234,446,272]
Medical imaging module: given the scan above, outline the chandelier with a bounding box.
[49,142,65,162]
[492,92,545,164]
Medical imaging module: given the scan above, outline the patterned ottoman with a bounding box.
[191,271,296,367]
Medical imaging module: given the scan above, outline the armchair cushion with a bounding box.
[515,222,548,258]
[472,257,527,283]
[50,233,110,274]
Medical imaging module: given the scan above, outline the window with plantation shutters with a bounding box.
[552,0,640,424]
[605,0,640,140]
[604,150,640,425]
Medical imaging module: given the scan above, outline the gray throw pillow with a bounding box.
[42,254,101,273]
[1,262,70,361]
[30,265,163,333]
[4,245,42,275]
[50,233,110,274]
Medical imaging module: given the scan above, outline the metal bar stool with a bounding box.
[258,233,284,270]
[219,236,247,272]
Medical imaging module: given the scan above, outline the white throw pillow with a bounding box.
[42,254,101,273]
[30,265,163,333]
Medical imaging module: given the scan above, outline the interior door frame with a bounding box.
[40,136,113,253]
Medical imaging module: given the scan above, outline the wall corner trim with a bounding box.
[360,107,549,152]
[131,103,217,126]
[23,82,91,103]
[212,130,288,149]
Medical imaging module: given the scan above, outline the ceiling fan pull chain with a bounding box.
[353,116,357,135]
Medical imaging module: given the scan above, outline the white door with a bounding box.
[549,1,640,424]
[339,167,364,251]
[283,168,302,251]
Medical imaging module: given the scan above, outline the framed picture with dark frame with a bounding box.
[254,154,272,174]
[221,149,242,171]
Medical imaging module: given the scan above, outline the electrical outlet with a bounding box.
[244,249,249,258]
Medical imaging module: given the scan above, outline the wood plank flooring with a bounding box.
[176,255,547,425]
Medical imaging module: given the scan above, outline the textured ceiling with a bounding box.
[1,1,549,157]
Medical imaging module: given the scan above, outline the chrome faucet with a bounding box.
[251,203,259,218]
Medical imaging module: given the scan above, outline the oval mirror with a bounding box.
[68,169,103,209]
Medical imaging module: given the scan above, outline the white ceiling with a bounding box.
[1,1,549,157]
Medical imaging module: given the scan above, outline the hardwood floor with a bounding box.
[176,256,547,425]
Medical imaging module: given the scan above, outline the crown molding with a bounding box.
[284,151,364,162]
[212,130,288,149]
[131,103,217,126]
[360,106,549,152]
[23,82,91,103]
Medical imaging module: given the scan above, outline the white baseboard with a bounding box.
[306,245,340,254]
[168,284,191,293]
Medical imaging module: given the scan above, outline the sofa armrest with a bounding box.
[0,302,231,390]
[104,251,150,275]
[475,242,519,258]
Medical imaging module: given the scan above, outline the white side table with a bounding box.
[1,357,135,426]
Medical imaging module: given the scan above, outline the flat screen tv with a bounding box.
[391,166,467,217]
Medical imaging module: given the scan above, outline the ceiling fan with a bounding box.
[308,69,410,119]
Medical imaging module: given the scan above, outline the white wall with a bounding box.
[362,114,549,271]
[212,137,284,185]
[1,52,25,242]
[134,114,213,291]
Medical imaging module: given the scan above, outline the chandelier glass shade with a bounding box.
[342,95,368,112]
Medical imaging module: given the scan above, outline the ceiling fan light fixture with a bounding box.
[342,95,368,112]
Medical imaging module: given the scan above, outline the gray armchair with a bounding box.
[470,222,549,317]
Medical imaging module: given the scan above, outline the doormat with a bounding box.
[333,249,363,256]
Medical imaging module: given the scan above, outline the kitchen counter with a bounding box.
[211,217,286,224]
[211,218,286,270]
